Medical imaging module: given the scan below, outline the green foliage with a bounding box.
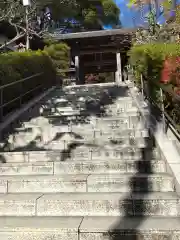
[43,38,59,47]
[129,43,180,127]
[0,50,56,115]
[102,0,120,25]
[44,42,70,74]
[98,72,114,82]
[129,43,180,83]
[84,9,97,26]
[48,0,120,29]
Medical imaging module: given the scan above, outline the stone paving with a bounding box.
[0,82,179,239]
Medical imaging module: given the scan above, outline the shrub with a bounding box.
[85,74,99,84]
[0,50,56,116]
[128,43,180,85]
[85,73,114,84]
[128,43,180,128]
[44,42,70,75]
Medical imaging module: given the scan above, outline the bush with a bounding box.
[44,42,70,75]
[128,43,180,128]
[85,73,114,84]
[0,50,56,116]
[128,43,180,85]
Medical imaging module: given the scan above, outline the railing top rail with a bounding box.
[0,72,43,90]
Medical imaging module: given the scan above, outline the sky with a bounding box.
[106,0,180,28]
[103,0,163,28]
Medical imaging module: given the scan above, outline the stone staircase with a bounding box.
[0,83,179,239]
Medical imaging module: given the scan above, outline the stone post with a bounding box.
[75,55,79,84]
[115,52,122,84]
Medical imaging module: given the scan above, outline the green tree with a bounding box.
[48,0,120,29]
[0,0,51,49]
[0,0,120,50]
[127,0,179,24]
[44,42,70,72]
[102,0,120,26]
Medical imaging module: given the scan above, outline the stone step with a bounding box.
[105,106,138,114]
[45,138,148,150]
[92,115,140,122]
[94,118,141,130]
[79,216,180,239]
[95,129,149,138]
[0,162,54,175]
[48,109,80,116]
[43,135,150,149]
[91,136,149,146]
[4,133,148,153]
[0,159,166,175]
[0,216,180,239]
[38,192,180,216]
[89,122,146,131]
[7,123,147,150]
[0,173,174,194]
[87,173,174,193]
[37,118,145,130]
[0,174,88,193]
[71,127,149,138]
[114,101,136,109]
[46,110,140,121]
[64,82,116,91]
[0,192,178,216]
[0,146,150,162]
[73,135,149,145]
[54,160,166,174]
[1,147,144,161]
[48,116,89,125]
[0,216,81,240]
[66,146,144,160]
[0,193,40,216]
[97,111,140,118]
[106,103,136,108]
[42,98,136,109]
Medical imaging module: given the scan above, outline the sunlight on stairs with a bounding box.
[0,83,179,239]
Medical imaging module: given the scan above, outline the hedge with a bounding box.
[0,50,56,117]
[128,43,180,85]
[44,42,70,76]
[128,43,180,129]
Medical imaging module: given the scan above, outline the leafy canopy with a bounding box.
[46,0,121,28]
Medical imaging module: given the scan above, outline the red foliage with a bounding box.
[161,57,175,84]
[174,87,180,95]
[85,74,98,84]
[161,57,180,87]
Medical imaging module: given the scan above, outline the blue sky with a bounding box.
[109,0,180,28]
[115,0,166,27]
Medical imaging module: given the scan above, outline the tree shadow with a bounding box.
[60,142,98,162]
[0,83,132,163]
[106,83,163,239]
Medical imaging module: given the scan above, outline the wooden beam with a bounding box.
[79,48,130,55]
[80,43,116,49]
[84,60,116,67]
[84,66,116,73]
[79,48,117,55]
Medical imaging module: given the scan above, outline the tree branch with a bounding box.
[0,33,25,50]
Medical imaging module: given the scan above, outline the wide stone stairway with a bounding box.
[0,82,179,239]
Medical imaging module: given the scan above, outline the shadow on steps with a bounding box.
[107,100,163,239]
